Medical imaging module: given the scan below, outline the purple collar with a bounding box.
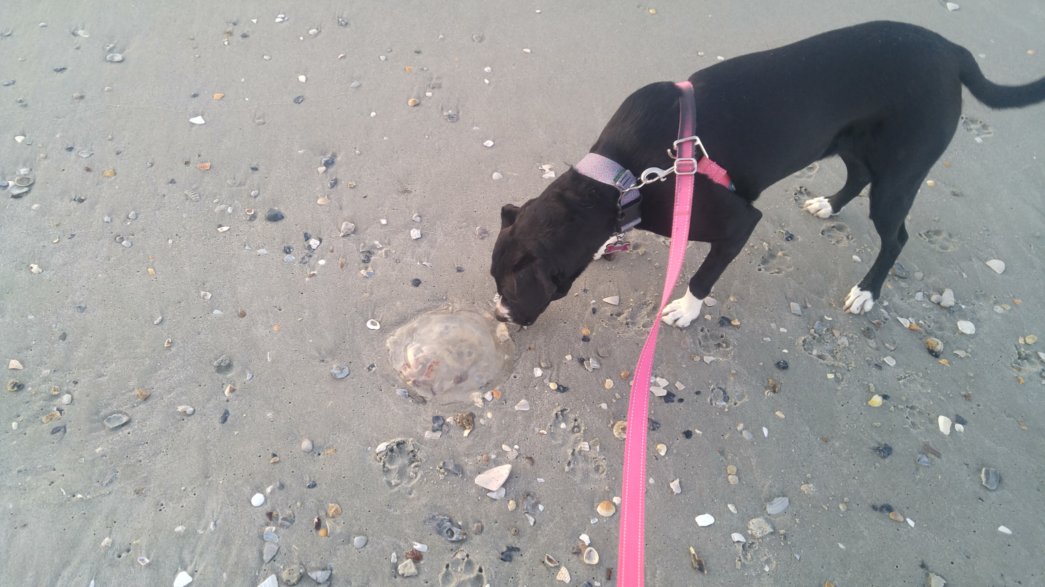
[574,87,734,233]
[574,153,643,232]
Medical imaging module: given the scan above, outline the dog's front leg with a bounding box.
[662,203,763,328]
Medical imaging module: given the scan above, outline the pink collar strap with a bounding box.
[615,80,701,586]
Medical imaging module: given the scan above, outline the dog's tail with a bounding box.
[957,46,1045,109]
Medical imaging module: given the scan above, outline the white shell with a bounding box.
[474,464,511,491]
[669,479,682,495]
[173,571,193,587]
[998,525,1013,535]
[985,259,1005,274]
[189,116,206,125]
[956,320,976,335]
[602,296,620,306]
[555,566,571,583]
[251,493,265,507]
[695,513,715,527]
[582,546,599,565]
[731,532,747,543]
[257,575,278,587]
[938,415,953,436]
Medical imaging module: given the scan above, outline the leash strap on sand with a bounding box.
[617,80,697,587]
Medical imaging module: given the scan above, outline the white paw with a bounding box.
[661,290,704,328]
[802,196,834,219]
[593,235,617,260]
[843,286,875,314]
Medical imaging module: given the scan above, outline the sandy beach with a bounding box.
[2,1,1044,585]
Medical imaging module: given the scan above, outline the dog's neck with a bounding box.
[574,153,643,233]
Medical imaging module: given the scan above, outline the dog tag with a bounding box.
[604,240,631,254]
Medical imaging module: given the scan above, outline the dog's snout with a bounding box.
[493,298,511,323]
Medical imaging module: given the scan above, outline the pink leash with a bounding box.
[616,80,699,586]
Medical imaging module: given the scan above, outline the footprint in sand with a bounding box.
[820,223,852,246]
[693,325,735,360]
[548,408,607,482]
[919,228,958,252]
[791,185,815,203]
[439,550,488,587]
[792,163,820,179]
[960,115,993,139]
[375,438,422,494]
[757,244,794,274]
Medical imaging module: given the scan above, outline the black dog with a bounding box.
[490,21,1045,327]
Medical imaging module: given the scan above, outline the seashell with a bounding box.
[262,542,279,563]
[695,513,715,527]
[596,500,616,517]
[173,571,193,587]
[105,53,124,63]
[555,566,571,583]
[176,405,195,416]
[655,443,667,456]
[8,359,23,370]
[997,525,1012,535]
[985,259,1005,274]
[688,546,706,574]
[867,394,883,407]
[766,496,790,515]
[956,320,976,335]
[327,503,342,518]
[12,175,33,188]
[474,464,511,491]
[582,546,599,565]
[366,319,380,330]
[612,420,627,440]
[603,295,620,306]
[103,411,130,430]
[251,493,265,507]
[543,554,559,567]
[731,532,746,543]
[938,415,952,435]
[669,479,682,495]
[189,116,205,125]
[888,511,905,523]
[308,568,332,583]
[925,337,943,358]
[980,467,1001,491]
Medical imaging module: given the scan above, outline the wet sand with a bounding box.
[2,1,1044,585]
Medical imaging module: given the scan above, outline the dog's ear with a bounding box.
[500,204,520,229]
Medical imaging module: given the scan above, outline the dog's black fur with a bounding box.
[491,21,1045,327]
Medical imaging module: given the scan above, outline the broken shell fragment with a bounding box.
[366,319,381,330]
[474,464,511,491]
[612,420,627,440]
[695,513,715,527]
[596,500,616,517]
[103,411,130,430]
[985,259,1005,274]
[543,554,559,567]
[980,467,1001,491]
[938,415,953,436]
[867,394,883,407]
[555,566,571,583]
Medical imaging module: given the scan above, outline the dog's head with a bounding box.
[490,173,615,326]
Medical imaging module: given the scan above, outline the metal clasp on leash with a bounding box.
[668,135,709,176]
[635,135,710,188]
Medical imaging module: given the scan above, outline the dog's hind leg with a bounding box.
[844,181,917,314]
[803,151,871,218]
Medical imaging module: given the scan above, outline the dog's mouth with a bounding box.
[492,294,512,323]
